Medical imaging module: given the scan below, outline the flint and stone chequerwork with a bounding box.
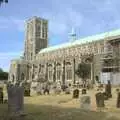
[9,16,120,85]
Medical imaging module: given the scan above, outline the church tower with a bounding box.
[24,16,48,61]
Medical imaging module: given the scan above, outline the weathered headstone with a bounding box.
[82,89,87,94]
[36,84,43,95]
[116,92,120,108]
[105,80,112,98]
[97,89,100,91]
[3,99,8,104]
[17,85,24,113]
[116,88,119,93]
[73,89,79,98]
[24,82,30,96]
[65,87,71,94]
[43,83,50,95]
[95,92,105,111]
[7,82,25,116]
[0,87,3,104]
[80,95,91,110]
[61,84,67,91]
[3,84,8,104]
[54,87,61,95]
[103,92,109,100]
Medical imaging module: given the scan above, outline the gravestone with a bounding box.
[105,80,112,98]
[36,83,43,95]
[17,84,24,113]
[80,95,91,110]
[103,92,109,100]
[95,92,105,110]
[65,87,71,94]
[3,99,8,104]
[7,82,25,117]
[61,84,67,91]
[116,88,119,93]
[97,89,100,91]
[73,89,79,98]
[0,87,3,104]
[82,89,87,94]
[54,87,61,95]
[116,92,120,108]
[3,84,8,104]
[24,82,30,96]
[43,83,50,95]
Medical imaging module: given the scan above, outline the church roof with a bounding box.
[39,29,120,54]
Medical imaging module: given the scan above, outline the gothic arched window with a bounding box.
[12,74,15,82]
[21,73,25,80]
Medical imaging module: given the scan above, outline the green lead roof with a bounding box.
[39,29,120,54]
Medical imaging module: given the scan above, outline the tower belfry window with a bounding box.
[24,17,48,61]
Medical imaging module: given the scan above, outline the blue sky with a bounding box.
[0,0,120,71]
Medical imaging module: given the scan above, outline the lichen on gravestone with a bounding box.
[7,83,25,117]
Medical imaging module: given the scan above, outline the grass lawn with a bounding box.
[1,92,120,120]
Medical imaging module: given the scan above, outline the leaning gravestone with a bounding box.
[7,82,25,118]
[116,92,120,108]
[95,92,105,111]
[105,80,112,98]
[80,95,91,110]
[73,89,79,98]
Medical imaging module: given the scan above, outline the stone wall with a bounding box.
[9,35,120,86]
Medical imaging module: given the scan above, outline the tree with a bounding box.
[0,68,8,80]
[0,68,3,73]
[75,62,91,87]
[0,0,8,7]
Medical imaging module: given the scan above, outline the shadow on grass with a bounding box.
[0,103,120,120]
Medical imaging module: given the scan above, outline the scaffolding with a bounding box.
[101,32,120,85]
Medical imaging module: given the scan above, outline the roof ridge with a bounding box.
[38,29,120,54]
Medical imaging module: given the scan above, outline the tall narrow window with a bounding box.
[31,53,32,60]
[66,69,72,80]
[21,73,25,81]
[57,70,61,80]
[48,70,52,81]
[12,74,15,82]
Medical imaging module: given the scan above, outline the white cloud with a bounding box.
[0,16,25,31]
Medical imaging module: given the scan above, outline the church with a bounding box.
[9,16,120,86]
